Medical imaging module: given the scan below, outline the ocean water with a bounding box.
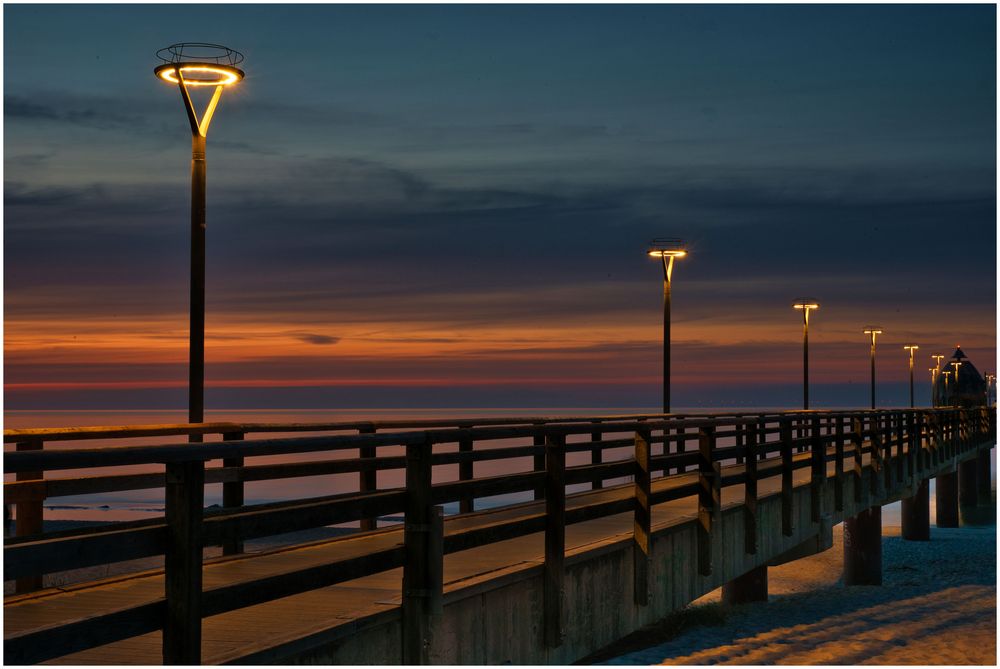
[4,408,995,527]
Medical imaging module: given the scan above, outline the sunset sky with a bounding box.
[4,4,996,410]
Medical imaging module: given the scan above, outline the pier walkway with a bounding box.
[3,408,994,664]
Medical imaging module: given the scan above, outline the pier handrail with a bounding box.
[3,408,844,443]
[3,407,994,664]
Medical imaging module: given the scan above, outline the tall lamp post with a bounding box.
[942,370,952,406]
[903,345,919,408]
[863,327,882,409]
[986,374,995,406]
[154,43,245,434]
[793,299,819,409]
[647,238,687,414]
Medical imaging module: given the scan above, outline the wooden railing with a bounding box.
[3,407,995,664]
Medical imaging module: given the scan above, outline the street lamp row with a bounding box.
[648,241,974,413]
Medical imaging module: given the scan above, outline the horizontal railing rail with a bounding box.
[3,407,994,665]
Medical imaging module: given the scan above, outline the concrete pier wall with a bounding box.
[258,440,993,665]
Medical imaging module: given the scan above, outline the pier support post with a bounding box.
[722,565,767,605]
[543,433,566,648]
[221,431,245,555]
[402,438,442,665]
[958,457,978,509]
[15,440,44,593]
[976,448,992,507]
[164,460,205,665]
[843,506,881,586]
[633,428,651,606]
[697,425,720,576]
[900,479,929,541]
[359,424,378,531]
[936,471,960,527]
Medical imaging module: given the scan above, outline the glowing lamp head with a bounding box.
[155,62,244,87]
[647,237,687,258]
[793,298,819,311]
[904,345,919,353]
[863,327,883,335]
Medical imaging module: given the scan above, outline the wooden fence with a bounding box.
[3,407,994,664]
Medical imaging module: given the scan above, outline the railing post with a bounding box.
[779,418,794,536]
[221,431,244,555]
[676,424,686,473]
[163,458,205,665]
[879,413,892,492]
[402,437,437,664]
[757,415,768,461]
[927,413,941,467]
[809,417,824,523]
[359,424,378,531]
[744,420,758,555]
[533,422,546,501]
[697,424,719,575]
[735,421,745,465]
[895,412,905,487]
[459,436,474,514]
[834,415,845,512]
[851,416,864,504]
[870,414,887,497]
[543,432,566,648]
[591,420,604,489]
[633,427,651,605]
[14,440,44,593]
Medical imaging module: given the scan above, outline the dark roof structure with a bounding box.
[933,347,987,407]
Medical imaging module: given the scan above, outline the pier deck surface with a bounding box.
[7,452,851,664]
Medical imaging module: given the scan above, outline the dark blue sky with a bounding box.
[4,4,996,410]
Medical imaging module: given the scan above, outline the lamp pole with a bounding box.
[942,370,952,406]
[863,327,882,409]
[793,300,819,409]
[647,239,687,414]
[986,374,995,406]
[903,345,919,408]
[154,44,244,436]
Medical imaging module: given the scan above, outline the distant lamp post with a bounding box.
[950,360,963,406]
[863,327,883,409]
[647,238,687,414]
[793,299,819,409]
[986,373,995,406]
[154,43,245,432]
[931,354,944,406]
[942,370,952,406]
[903,345,919,408]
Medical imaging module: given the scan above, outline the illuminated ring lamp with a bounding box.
[154,42,244,456]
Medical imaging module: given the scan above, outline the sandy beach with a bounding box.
[600,524,996,665]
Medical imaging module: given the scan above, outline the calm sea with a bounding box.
[4,408,995,526]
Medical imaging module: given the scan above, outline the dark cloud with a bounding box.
[5,95,144,130]
[4,181,105,207]
[297,333,340,345]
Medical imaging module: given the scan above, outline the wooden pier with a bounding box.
[3,408,995,664]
